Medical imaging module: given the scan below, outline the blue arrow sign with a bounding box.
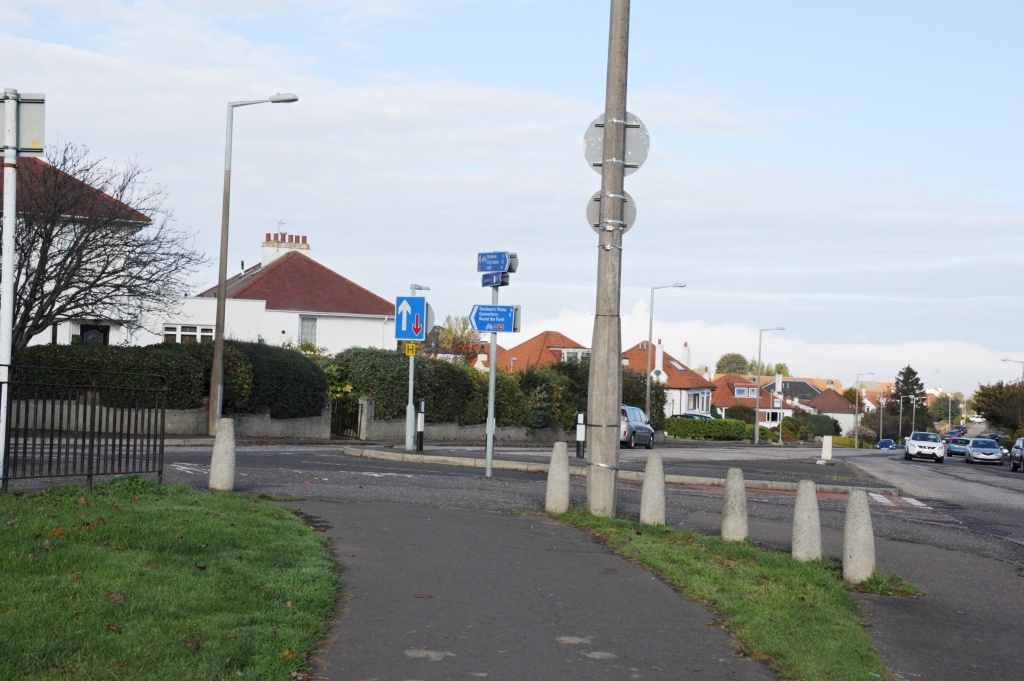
[481,272,509,287]
[395,296,427,341]
[469,305,519,333]
[477,252,510,273]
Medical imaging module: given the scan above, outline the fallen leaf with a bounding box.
[345,554,358,558]
[48,528,65,538]
[106,624,122,634]
[77,498,87,506]
[285,601,292,608]
[86,524,95,532]
[105,593,125,602]
[71,572,83,581]
[281,650,296,661]
[226,633,239,640]
[414,593,433,599]
[195,563,207,571]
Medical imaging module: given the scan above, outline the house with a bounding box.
[131,232,396,353]
[621,341,714,417]
[496,331,589,371]
[805,388,857,434]
[710,373,805,426]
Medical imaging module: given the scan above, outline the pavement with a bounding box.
[275,442,1024,680]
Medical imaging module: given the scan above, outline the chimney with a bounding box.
[826,380,835,391]
[682,341,691,367]
[654,339,665,383]
[262,231,311,266]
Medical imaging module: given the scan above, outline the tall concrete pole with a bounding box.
[0,90,19,477]
[586,0,630,518]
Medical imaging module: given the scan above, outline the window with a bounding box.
[561,349,590,362]
[299,316,317,345]
[164,324,213,344]
[735,387,750,398]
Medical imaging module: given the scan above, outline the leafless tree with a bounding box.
[3,142,208,350]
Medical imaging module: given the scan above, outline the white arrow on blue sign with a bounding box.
[395,296,427,341]
[469,305,520,333]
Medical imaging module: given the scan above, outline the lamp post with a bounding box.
[853,372,874,450]
[645,283,686,418]
[879,394,885,440]
[753,326,784,444]
[899,395,912,443]
[406,284,429,451]
[208,92,298,436]
[912,395,920,433]
[1002,358,1024,381]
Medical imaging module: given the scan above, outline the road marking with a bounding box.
[902,497,930,508]
[171,463,208,475]
[868,493,894,505]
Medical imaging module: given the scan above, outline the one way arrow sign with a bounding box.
[395,296,429,341]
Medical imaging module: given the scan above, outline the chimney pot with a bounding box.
[265,232,271,241]
[301,235,307,244]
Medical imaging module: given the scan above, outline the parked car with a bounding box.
[669,413,714,420]
[946,437,970,457]
[904,431,945,463]
[876,439,895,450]
[621,405,655,449]
[1010,438,1024,471]
[965,437,1004,465]
[940,431,955,443]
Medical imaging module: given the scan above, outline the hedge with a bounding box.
[228,341,327,419]
[13,344,205,410]
[666,418,747,440]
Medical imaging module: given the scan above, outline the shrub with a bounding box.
[806,413,836,437]
[228,341,327,418]
[725,405,756,424]
[13,344,205,410]
[744,424,778,442]
[176,341,254,413]
[666,418,747,440]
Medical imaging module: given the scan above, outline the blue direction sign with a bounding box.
[469,305,520,333]
[477,251,517,273]
[395,296,427,341]
[481,272,509,287]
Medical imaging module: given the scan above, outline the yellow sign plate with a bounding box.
[405,343,416,356]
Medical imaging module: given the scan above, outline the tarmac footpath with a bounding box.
[285,444,1024,681]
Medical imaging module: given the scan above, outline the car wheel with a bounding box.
[628,433,636,449]
[965,452,972,464]
[937,457,944,464]
[904,451,911,461]
[1011,457,1019,472]
[645,432,655,450]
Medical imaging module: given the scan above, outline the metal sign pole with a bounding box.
[484,285,498,477]
[0,90,20,478]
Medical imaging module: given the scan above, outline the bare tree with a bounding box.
[2,142,208,350]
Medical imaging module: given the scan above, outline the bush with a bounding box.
[176,341,254,413]
[725,405,755,424]
[14,344,205,410]
[806,413,837,437]
[744,424,777,442]
[666,418,747,440]
[228,341,327,418]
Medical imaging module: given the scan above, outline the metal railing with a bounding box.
[1,365,167,492]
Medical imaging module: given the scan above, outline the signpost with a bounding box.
[475,252,521,477]
[396,292,433,450]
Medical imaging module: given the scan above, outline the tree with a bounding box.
[972,381,1024,432]
[715,352,749,374]
[931,393,963,425]
[893,365,925,401]
[4,143,207,351]
[437,315,480,360]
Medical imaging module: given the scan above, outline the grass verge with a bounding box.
[560,507,922,681]
[0,477,339,680]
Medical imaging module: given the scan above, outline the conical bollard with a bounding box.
[791,480,822,561]
[843,490,876,584]
[639,451,665,525]
[208,417,236,492]
[545,442,570,514]
[721,468,748,541]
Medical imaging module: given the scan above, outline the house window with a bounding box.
[688,393,699,410]
[299,316,317,345]
[735,387,749,398]
[561,349,590,362]
[80,324,110,346]
[164,324,213,344]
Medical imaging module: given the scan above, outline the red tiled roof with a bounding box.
[621,342,715,390]
[0,157,150,224]
[497,331,585,371]
[806,388,857,415]
[198,251,392,316]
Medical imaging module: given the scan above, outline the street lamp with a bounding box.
[753,326,784,444]
[645,283,686,418]
[1002,358,1024,381]
[853,372,874,450]
[208,92,299,436]
[898,395,913,442]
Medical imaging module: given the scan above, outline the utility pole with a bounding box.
[586,0,630,517]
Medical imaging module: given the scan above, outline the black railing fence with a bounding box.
[1,365,167,492]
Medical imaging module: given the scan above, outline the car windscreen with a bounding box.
[952,438,969,445]
[912,433,940,442]
[973,439,998,448]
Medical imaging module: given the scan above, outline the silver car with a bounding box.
[965,437,1004,465]
[620,405,655,449]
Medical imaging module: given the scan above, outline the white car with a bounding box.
[904,431,945,464]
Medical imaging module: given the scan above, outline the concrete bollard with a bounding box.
[791,480,822,561]
[545,441,570,514]
[816,435,833,465]
[639,451,665,525]
[208,417,236,492]
[843,490,876,584]
[721,468,748,541]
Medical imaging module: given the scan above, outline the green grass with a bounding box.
[0,477,339,680]
[560,508,920,681]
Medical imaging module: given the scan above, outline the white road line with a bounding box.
[902,497,930,508]
[171,463,208,475]
[868,493,894,505]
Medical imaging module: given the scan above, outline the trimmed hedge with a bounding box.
[228,341,327,419]
[666,418,747,440]
[13,344,205,410]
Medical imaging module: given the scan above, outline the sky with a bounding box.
[4,0,1023,397]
